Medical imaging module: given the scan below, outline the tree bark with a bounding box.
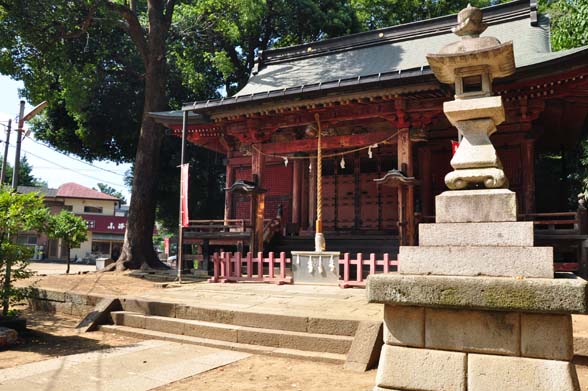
[65,245,70,274]
[109,0,174,271]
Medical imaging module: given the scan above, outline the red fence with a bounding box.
[209,252,292,285]
[209,251,398,288]
[339,253,398,288]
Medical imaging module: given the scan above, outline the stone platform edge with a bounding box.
[366,273,588,314]
[28,288,363,336]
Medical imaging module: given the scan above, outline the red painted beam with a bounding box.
[262,130,396,155]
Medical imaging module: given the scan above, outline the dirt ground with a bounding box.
[0,309,141,369]
[155,355,376,391]
[1,310,375,391]
[3,310,588,390]
[16,269,167,296]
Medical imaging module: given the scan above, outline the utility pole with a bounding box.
[11,100,25,190]
[0,119,11,185]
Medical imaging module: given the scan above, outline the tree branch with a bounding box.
[164,0,176,30]
[105,1,149,64]
[55,5,97,40]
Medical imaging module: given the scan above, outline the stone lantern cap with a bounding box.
[426,4,515,84]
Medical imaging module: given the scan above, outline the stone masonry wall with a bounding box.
[375,304,580,391]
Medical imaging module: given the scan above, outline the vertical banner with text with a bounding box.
[180,163,190,227]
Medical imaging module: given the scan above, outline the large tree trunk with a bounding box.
[111,1,171,271]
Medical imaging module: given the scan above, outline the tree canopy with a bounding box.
[94,183,127,204]
[0,0,586,266]
[544,0,588,51]
[1,156,46,187]
[48,210,88,274]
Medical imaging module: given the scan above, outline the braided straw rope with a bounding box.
[315,113,323,232]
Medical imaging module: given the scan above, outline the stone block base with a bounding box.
[374,346,580,391]
[374,303,578,390]
[383,305,573,361]
[419,221,534,247]
[398,245,553,278]
[376,345,466,391]
[435,189,516,223]
[468,354,580,391]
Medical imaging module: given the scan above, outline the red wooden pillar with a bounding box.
[292,159,302,225]
[300,158,309,230]
[397,128,415,245]
[522,137,535,214]
[224,153,234,222]
[308,157,316,230]
[251,144,265,253]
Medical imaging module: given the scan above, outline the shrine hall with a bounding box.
[152,0,588,275]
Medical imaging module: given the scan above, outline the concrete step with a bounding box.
[111,311,354,355]
[99,324,347,364]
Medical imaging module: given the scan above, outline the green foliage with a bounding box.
[0,1,144,163]
[544,0,588,51]
[48,210,88,250]
[48,210,88,273]
[0,187,50,316]
[154,140,226,232]
[175,0,361,94]
[0,156,47,187]
[94,183,126,204]
[350,0,506,30]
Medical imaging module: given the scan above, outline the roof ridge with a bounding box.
[253,0,530,71]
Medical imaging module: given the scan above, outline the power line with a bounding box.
[8,144,127,188]
[25,136,128,178]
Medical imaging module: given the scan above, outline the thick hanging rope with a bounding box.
[315,113,323,234]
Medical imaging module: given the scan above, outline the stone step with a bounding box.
[98,324,347,364]
[111,311,354,355]
[120,298,360,336]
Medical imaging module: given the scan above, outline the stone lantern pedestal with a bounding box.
[368,195,586,390]
[368,5,587,390]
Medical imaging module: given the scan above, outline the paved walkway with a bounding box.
[0,340,249,391]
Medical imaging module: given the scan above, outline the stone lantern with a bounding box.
[427,4,515,190]
[367,5,586,391]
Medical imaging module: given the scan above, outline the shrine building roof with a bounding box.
[172,0,588,119]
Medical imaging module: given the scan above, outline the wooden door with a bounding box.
[320,159,336,230]
[336,157,355,230]
[359,156,379,230]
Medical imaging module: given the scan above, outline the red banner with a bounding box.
[451,140,460,156]
[180,163,190,227]
[164,237,170,256]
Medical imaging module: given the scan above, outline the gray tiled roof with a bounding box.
[179,0,588,115]
[17,186,58,198]
[236,14,550,97]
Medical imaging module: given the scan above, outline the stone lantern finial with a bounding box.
[452,4,487,37]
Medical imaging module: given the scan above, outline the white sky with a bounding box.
[0,75,132,201]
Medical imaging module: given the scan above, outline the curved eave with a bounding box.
[149,110,211,128]
[183,67,439,114]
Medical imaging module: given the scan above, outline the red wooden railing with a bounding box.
[209,251,397,288]
[209,252,292,285]
[339,253,398,288]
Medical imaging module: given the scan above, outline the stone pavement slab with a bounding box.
[0,339,249,391]
[135,282,383,322]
